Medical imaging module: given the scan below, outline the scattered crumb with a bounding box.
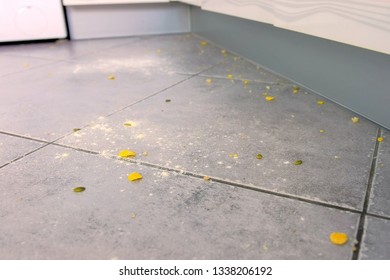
[329,232,348,245]
[351,117,359,123]
[107,75,116,80]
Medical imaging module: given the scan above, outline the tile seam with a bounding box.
[352,127,381,260]
[50,141,362,215]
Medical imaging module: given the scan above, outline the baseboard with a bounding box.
[65,3,190,40]
[191,7,390,130]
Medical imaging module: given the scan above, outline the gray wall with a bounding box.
[191,7,390,130]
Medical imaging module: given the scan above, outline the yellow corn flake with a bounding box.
[294,160,303,165]
[265,96,275,101]
[329,232,348,245]
[221,49,227,55]
[377,137,384,142]
[243,80,249,85]
[118,150,136,158]
[227,74,234,80]
[319,129,325,133]
[131,212,137,219]
[142,151,148,156]
[107,75,116,80]
[317,100,325,105]
[203,176,211,181]
[128,172,142,181]
[123,121,135,127]
[351,117,359,124]
[292,85,300,93]
[229,153,239,159]
[73,187,86,193]
[206,78,213,84]
[200,41,208,46]
[256,154,263,160]
[265,86,271,90]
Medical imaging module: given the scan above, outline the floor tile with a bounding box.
[200,54,289,84]
[0,37,141,62]
[0,55,54,77]
[0,145,359,259]
[0,133,45,167]
[75,34,226,75]
[369,129,390,217]
[59,76,378,210]
[359,216,390,259]
[0,59,187,141]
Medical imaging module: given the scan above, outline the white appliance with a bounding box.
[0,0,67,42]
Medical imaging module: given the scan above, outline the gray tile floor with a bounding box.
[0,34,388,260]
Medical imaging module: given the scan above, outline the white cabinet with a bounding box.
[175,0,201,6]
[200,0,390,54]
[63,0,169,5]
[273,0,390,54]
[202,0,274,25]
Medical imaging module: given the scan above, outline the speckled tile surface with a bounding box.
[0,145,359,259]
[0,133,45,167]
[0,34,388,260]
[59,76,377,210]
[369,129,390,218]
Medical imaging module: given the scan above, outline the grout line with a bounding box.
[0,143,51,169]
[0,131,51,144]
[366,212,390,222]
[51,141,361,215]
[352,127,382,260]
[102,62,223,118]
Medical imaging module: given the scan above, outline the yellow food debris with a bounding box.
[107,75,116,80]
[351,117,359,124]
[265,96,275,101]
[73,187,86,193]
[131,213,137,219]
[292,86,300,94]
[206,78,213,84]
[319,129,325,133]
[221,49,227,55]
[329,232,348,245]
[73,128,81,132]
[227,74,234,80]
[265,86,271,90]
[123,121,135,127]
[142,151,148,156]
[203,176,211,181]
[256,154,263,160]
[128,172,142,181]
[377,137,384,142]
[243,80,249,85]
[200,41,208,46]
[118,150,136,158]
[229,153,239,159]
[294,160,303,165]
[317,100,325,105]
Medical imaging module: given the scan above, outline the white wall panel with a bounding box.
[201,0,274,25]
[63,0,168,5]
[273,0,390,54]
